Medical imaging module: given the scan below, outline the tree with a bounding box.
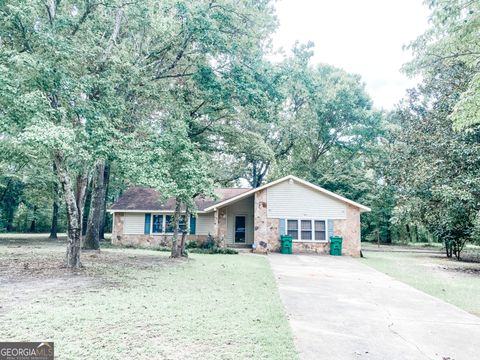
[385,79,480,258]
[392,0,480,257]
[2,0,277,266]
[404,0,480,130]
[83,161,106,250]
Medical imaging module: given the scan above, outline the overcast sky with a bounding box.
[272,0,431,109]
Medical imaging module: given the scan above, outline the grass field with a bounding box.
[361,245,480,317]
[0,235,298,360]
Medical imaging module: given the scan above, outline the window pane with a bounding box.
[165,215,174,233]
[287,220,298,240]
[315,221,326,240]
[315,220,325,231]
[179,215,187,232]
[152,215,163,233]
[287,220,298,230]
[301,220,312,240]
[301,220,312,230]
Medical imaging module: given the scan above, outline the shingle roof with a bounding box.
[109,187,251,212]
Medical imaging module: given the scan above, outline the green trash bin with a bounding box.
[330,236,343,256]
[280,235,293,254]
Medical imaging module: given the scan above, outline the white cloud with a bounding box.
[272,0,431,109]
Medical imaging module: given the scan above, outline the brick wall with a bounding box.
[253,189,281,253]
[333,204,361,256]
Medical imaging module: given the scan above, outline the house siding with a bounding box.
[196,213,215,236]
[124,213,145,234]
[266,180,347,219]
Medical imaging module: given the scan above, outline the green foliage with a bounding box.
[0,0,280,243]
[185,240,198,249]
[405,0,480,130]
[188,247,238,255]
[384,75,480,254]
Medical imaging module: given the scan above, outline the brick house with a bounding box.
[109,175,370,256]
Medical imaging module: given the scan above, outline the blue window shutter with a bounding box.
[327,219,334,241]
[190,214,196,235]
[279,219,286,235]
[144,213,151,235]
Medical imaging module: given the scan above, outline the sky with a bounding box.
[272,0,431,110]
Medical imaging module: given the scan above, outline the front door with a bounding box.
[234,216,246,243]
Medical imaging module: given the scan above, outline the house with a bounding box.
[109,175,371,256]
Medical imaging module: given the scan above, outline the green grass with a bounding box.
[0,237,297,360]
[361,250,480,317]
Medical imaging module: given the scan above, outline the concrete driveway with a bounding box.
[269,254,480,360]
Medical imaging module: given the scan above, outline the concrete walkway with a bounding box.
[269,254,480,360]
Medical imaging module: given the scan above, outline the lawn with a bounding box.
[361,244,480,317]
[0,235,298,360]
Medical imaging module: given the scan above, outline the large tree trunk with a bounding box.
[29,205,37,232]
[405,223,412,243]
[99,161,110,240]
[54,152,84,268]
[83,161,106,250]
[81,180,93,236]
[170,199,181,258]
[49,198,59,240]
[179,209,190,257]
[76,173,89,239]
[5,206,14,232]
[49,163,59,240]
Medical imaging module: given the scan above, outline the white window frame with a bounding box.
[149,213,189,235]
[287,218,328,243]
[286,219,300,240]
[313,219,327,242]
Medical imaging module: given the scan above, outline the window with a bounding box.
[315,220,326,241]
[179,215,187,232]
[301,220,312,240]
[152,215,163,233]
[165,215,174,233]
[287,220,298,239]
[286,219,328,242]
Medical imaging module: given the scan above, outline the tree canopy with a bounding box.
[1,0,478,264]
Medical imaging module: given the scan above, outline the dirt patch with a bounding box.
[440,265,480,276]
[0,239,184,298]
[0,239,186,315]
[0,240,183,282]
[419,254,480,277]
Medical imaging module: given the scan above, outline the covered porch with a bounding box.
[212,195,255,247]
[209,188,281,252]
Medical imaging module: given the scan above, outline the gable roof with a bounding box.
[109,175,371,213]
[109,187,250,212]
[202,175,371,213]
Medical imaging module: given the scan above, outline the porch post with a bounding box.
[253,188,281,253]
[213,208,219,239]
[213,208,227,248]
[218,207,227,248]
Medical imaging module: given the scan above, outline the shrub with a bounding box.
[188,247,238,255]
[201,234,218,249]
[152,246,171,252]
[185,240,198,249]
